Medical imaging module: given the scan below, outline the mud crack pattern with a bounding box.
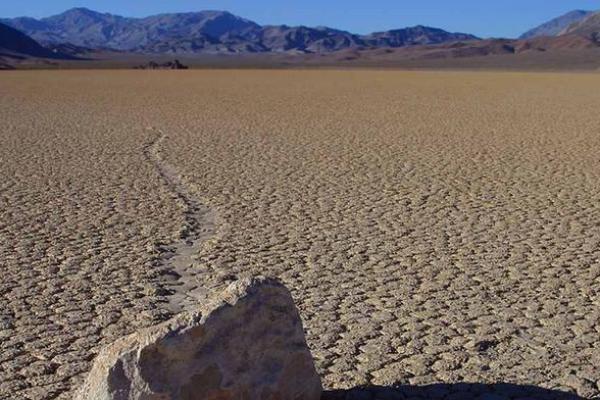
[2,71,600,399]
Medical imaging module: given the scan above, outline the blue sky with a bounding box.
[2,1,600,38]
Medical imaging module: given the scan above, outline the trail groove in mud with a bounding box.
[143,129,217,313]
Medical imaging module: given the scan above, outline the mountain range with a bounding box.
[3,7,600,69]
[1,8,478,54]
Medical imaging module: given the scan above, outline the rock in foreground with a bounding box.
[75,276,322,400]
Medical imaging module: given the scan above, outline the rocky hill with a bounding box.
[560,11,600,40]
[0,21,63,58]
[364,26,477,47]
[520,10,593,39]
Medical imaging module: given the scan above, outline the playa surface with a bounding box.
[1,70,600,399]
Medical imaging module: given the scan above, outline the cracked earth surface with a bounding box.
[1,70,600,399]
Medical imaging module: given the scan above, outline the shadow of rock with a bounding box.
[323,383,584,400]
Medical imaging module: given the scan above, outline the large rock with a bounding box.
[76,276,322,400]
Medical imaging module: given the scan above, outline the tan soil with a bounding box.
[1,70,600,399]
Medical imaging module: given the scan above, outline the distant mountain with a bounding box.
[560,11,600,40]
[2,8,260,50]
[0,21,63,58]
[520,10,593,39]
[251,26,363,53]
[2,7,479,54]
[364,26,477,47]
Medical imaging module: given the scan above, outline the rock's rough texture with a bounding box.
[75,277,322,400]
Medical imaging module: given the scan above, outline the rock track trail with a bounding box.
[142,128,218,313]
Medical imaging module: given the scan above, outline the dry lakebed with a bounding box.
[1,70,600,399]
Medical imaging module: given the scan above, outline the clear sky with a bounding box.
[2,0,600,38]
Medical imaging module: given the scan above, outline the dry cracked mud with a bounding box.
[1,70,600,399]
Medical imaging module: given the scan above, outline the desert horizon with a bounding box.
[4,5,600,71]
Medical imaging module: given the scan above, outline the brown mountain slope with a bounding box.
[520,10,593,39]
[560,11,600,40]
[337,34,599,62]
[517,34,599,52]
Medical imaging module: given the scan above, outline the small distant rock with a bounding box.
[134,59,189,70]
[75,276,322,400]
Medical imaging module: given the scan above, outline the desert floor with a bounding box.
[1,70,600,399]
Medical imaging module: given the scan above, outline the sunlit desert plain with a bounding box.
[2,70,600,399]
